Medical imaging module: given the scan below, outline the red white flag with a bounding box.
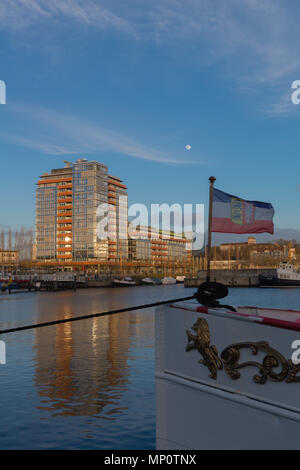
[212,188,274,234]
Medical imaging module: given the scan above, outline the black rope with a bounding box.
[0,295,195,335]
[0,281,235,336]
[195,281,236,312]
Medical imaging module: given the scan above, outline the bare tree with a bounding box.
[13,227,34,262]
[0,231,4,250]
[7,229,12,251]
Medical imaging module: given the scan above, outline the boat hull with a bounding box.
[141,281,155,285]
[156,300,300,450]
[0,280,31,291]
[113,280,137,287]
[162,278,176,285]
[259,275,300,287]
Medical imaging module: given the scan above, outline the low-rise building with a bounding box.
[220,237,288,259]
[128,225,192,264]
[0,249,19,265]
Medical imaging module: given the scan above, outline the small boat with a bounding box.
[113,276,137,287]
[0,279,32,292]
[0,279,19,292]
[176,275,186,283]
[161,277,176,285]
[259,262,300,287]
[141,277,156,285]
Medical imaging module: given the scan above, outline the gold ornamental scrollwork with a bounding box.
[286,360,300,383]
[221,342,289,384]
[186,318,223,379]
[186,317,299,384]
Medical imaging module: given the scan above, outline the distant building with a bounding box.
[32,243,37,262]
[107,174,128,261]
[128,225,192,264]
[219,237,287,260]
[215,237,289,263]
[36,159,128,263]
[0,249,19,265]
[220,236,257,252]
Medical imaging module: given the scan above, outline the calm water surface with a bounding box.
[0,285,300,449]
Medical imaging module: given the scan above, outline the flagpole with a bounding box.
[207,176,216,282]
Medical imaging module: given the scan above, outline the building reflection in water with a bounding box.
[33,294,146,418]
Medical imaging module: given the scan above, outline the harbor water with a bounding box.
[0,285,300,449]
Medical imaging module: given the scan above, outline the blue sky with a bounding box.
[1,0,300,236]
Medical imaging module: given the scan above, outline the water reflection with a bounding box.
[33,305,139,417]
[0,285,186,448]
[3,285,300,448]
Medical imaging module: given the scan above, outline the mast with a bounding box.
[206,176,216,282]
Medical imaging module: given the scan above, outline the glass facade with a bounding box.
[36,160,128,263]
[128,226,191,263]
[73,161,108,261]
[107,175,128,261]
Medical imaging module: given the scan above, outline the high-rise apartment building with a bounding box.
[36,159,128,263]
[107,175,128,261]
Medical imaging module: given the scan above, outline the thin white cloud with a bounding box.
[142,0,300,113]
[2,0,300,84]
[8,136,79,155]
[267,91,300,117]
[5,103,196,165]
[2,1,300,114]
[144,0,300,83]
[0,0,133,33]
[2,0,300,83]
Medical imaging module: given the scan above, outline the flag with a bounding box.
[212,188,274,234]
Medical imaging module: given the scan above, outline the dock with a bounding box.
[0,273,87,292]
[0,274,126,292]
[185,268,277,287]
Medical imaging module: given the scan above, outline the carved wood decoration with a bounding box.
[186,318,300,384]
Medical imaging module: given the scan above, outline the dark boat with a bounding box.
[259,262,300,287]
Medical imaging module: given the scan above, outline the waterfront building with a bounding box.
[107,175,128,261]
[220,237,287,259]
[36,159,128,263]
[201,237,292,269]
[0,249,19,266]
[128,225,192,264]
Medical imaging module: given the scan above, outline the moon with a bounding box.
[185,145,191,151]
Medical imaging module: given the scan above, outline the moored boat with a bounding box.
[176,275,186,283]
[161,277,176,285]
[141,277,156,285]
[113,276,137,287]
[0,279,29,292]
[259,262,300,287]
